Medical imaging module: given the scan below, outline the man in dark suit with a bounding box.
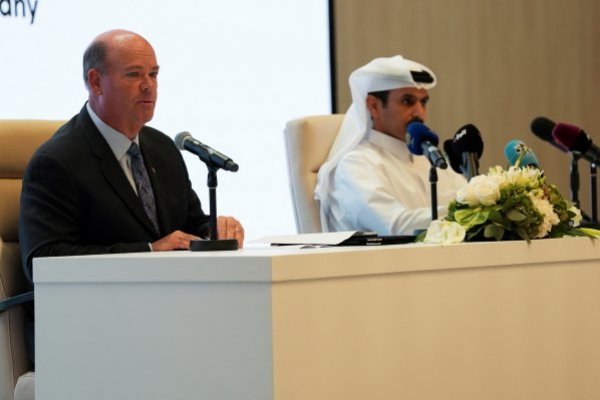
[18,29,245,366]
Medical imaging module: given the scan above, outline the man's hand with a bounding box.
[217,215,245,248]
[151,230,201,251]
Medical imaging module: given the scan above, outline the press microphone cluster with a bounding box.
[443,124,484,180]
[174,131,239,172]
[406,122,448,169]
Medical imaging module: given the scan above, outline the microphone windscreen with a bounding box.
[174,131,191,150]
[443,139,462,174]
[531,116,569,152]
[530,117,555,142]
[552,123,592,153]
[451,124,484,156]
[504,139,540,168]
[406,122,439,155]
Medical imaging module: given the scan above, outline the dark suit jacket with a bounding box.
[19,105,210,280]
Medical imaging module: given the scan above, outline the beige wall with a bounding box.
[333,0,600,214]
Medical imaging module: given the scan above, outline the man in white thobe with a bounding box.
[315,55,467,235]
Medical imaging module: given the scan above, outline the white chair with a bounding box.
[0,120,63,400]
[283,115,344,233]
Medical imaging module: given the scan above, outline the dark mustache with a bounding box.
[408,116,424,125]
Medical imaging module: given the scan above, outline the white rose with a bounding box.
[457,175,501,206]
[529,194,560,238]
[456,183,478,206]
[424,220,466,245]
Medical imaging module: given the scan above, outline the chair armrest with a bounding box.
[0,291,33,313]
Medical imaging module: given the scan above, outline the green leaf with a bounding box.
[466,225,484,240]
[578,227,600,238]
[515,227,531,242]
[483,224,496,238]
[483,223,505,241]
[487,208,504,223]
[415,230,427,242]
[455,209,489,230]
[506,209,526,222]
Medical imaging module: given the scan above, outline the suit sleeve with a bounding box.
[19,153,149,282]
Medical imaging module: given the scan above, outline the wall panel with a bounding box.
[334,0,600,214]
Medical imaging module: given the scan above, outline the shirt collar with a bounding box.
[86,102,139,161]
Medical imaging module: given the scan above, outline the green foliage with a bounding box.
[441,166,594,242]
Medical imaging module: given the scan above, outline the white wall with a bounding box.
[0,0,331,239]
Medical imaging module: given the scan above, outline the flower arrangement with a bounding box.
[423,164,599,245]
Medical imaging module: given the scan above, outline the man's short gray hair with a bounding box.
[82,40,108,89]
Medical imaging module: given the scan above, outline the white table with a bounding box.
[35,237,600,400]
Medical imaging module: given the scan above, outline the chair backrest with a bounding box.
[283,114,344,233]
[0,120,63,400]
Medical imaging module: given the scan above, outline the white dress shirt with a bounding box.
[325,129,467,235]
[86,102,139,194]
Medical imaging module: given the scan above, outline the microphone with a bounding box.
[174,132,239,172]
[504,139,540,168]
[530,116,568,152]
[552,123,600,164]
[406,122,448,169]
[443,139,461,173]
[445,124,483,180]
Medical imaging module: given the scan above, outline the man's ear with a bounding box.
[87,69,103,95]
[366,94,381,120]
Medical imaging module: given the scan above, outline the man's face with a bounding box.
[89,35,159,138]
[367,87,429,141]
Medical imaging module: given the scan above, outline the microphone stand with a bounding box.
[429,166,438,221]
[570,154,581,207]
[462,153,479,181]
[591,161,598,223]
[190,164,238,251]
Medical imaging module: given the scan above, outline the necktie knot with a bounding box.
[127,142,141,158]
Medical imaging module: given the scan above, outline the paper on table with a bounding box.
[250,231,357,246]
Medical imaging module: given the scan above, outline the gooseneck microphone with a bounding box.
[174,132,239,172]
[174,132,239,251]
[504,139,540,168]
[406,122,448,169]
[443,124,483,180]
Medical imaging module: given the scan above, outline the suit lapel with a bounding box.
[77,106,160,236]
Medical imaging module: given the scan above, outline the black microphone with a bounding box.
[446,124,483,180]
[406,122,448,169]
[174,132,239,172]
[443,139,461,173]
[552,123,600,164]
[530,116,569,152]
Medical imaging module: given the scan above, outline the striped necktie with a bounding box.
[127,142,159,232]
